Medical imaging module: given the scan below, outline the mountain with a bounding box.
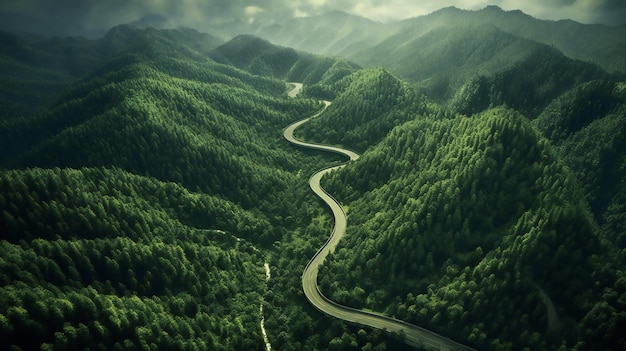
[1,15,626,351]
[297,67,434,152]
[426,5,626,74]
[209,34,360,86]
[534,80,626,238]
[308,69,626,350]
[0,167,269,350]
[254,6,626,105]
[256,10,393,57]
[0,25,363,351]
[355,24,545,101]
[449,44,611,117]
[0,25,223,120]
[0,24,409,351]
[258,6,626,75]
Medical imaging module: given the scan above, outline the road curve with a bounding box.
[287,82,303,98]
[284,83,476,351]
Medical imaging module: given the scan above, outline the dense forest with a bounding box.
[297,44,626,350]
[0,25,390,350]
[2,8,626,351]
[0,167,269,350]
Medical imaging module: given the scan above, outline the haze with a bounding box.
[0,0,625,37]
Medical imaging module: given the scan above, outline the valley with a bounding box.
[285,87,473,350]
[1,5,626,351]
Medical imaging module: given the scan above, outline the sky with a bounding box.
[0,0,625,37]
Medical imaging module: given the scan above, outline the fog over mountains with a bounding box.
[1,0,626,37]
[252,6,626,72]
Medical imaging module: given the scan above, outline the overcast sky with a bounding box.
[1,0,625,37]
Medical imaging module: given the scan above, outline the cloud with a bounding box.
[337,0,626,24]
[0,0,624,37]
[497,0,626,25]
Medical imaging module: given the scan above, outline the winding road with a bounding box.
[284,83,476,351]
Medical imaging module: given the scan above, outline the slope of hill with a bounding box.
[0,167,268,350]
[0,27,329,213]
[317,103,625,350]
[209,34,360,86]
[356,23,620,106]
[450,44,611,117]
[296,67,434,152]
[258,6,626,75]
[356,24,541,100]
[425,5,626,74]
[256,10,393,57]
[274,65,626,350]
[0,26,348,351]
[534,80,626,244]
[2,16,625,351]
[254,6,626,107]
[0,25,224,128]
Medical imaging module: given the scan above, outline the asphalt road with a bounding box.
[284,83,476,351]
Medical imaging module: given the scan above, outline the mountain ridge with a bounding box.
[255,5,626,75]
[1,20,625,351]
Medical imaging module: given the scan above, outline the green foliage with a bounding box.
[355,24,540,101]
[0,167,267,350]
[259,6,626,78]
[0,26,350,351]
[316,106,625,350]
[298,67,437,152]
[209,34,359,87]
[535,81,626,245]
[2,19,626,351]
[451,46,610,117]
[1,45,323,216]
[0,26,222,121]
[0,24,405,350]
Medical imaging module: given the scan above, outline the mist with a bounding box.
[0,0,624,38]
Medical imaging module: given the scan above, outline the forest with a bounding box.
[1,9,626,351]
[298,37,626,350]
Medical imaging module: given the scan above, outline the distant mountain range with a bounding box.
[253,6,626,74]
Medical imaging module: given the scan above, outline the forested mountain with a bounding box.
[257,6,626,74]
[0,25,223,121]
[2,9,626,351]
[297,67,435,152]
[449,45,612,116]
[209,34,360,86]
[415,6,626,74]
[295,60,626,350]
[255,10,393,58]
[0,25,368,350]
[363,25,620,104]
[256,6,626,104]
[0,167,269,350]
[534,80,626,245]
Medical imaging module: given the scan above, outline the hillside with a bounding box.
[258,6,626,75]
[209,34,360,86]
[255,6,626,106]
[450,44,611,117]
[0,26,223,119]
[297,67,434,152]
[0,167,268,350]
[534,80,626,244]
[279,64,626,350]
[0,26,362,351]
[1,15,625,351]
[421,5,626,74]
